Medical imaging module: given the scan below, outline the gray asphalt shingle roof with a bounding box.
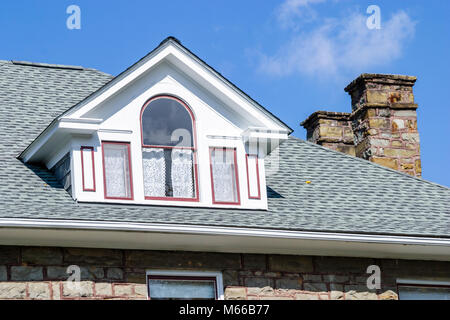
[0,59,449,238]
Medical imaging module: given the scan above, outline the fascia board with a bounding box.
[169,42,292,133]
[21,120,101,164]
[58,121,100,133]
[246,127,290,134]
[60,117,103,124]
[66,46,171,119]
[242,131,288,141]
[166,48,288,131]
[20,121,59,163]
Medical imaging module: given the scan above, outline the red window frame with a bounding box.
[140,95,199,202]
[209,147,241,205]
[147,275,218,300]
[80,146,96,192]
[245,153,261,200]
[101,141,134,200]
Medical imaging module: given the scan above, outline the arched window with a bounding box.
[141,95,198,201]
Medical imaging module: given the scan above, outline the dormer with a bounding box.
[19,37,291,210]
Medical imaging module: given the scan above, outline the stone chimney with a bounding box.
[301,111,355,156]
[301,73,422,177]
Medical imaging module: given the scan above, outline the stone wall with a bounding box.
[1,246,449,300]
[224,286,398,300]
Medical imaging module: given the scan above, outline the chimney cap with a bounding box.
[301,111,351,128]
[345,73,417,93]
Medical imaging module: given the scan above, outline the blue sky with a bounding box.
[1,0,449,186]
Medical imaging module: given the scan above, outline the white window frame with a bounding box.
[397,279,450,300]
[146,270,224,300]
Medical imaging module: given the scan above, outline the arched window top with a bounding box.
[141,96,194,148]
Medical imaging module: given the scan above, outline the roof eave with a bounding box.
[0,218,449,261]
[19,118,102,164]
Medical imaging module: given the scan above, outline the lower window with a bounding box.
[147,270,223,300]
[142,148,197,200]
[398,282,450,300]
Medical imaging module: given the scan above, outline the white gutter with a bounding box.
[0,218,449,262]
[0,218,449,246]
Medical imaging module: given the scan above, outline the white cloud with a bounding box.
[277,0,328,29]
[259,10,416,78]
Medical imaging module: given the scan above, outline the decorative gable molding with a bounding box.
[64,37,291,130]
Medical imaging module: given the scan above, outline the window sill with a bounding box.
[76,198,268,210]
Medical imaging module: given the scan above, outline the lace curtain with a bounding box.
[104,144,131,198]
[211,149,237,202]
[171,149,194,198]
[143,148,194,198]
[142,148,166,197]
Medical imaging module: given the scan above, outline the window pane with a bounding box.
[81,147,95,191]
[142,98,193,147]
[246,155,259,198]
[149,279,216,300]
[398,286,450,300]
[143,148,166,197]
[171,149,194,198]
[103,143,131,198]
[211,148,238,203]
[143,148,195,198]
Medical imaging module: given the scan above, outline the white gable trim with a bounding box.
[64,39,290,133]
[20,38,290,164]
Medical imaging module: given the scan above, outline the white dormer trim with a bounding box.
[20,118,103,164]
[19,38,292,211]
[60,117,103,124]
[61,39,291,132]
[20,38,290,165]
[242,127,289,156]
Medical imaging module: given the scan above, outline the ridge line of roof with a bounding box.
[11,60,84,70]
[288,136,450,191]
[0,59,114,76]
